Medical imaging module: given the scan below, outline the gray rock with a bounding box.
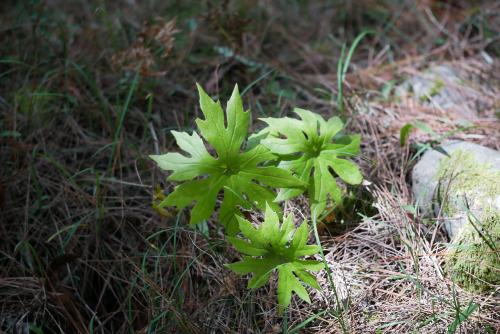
[396,65,481,119]
[412,140,500,238]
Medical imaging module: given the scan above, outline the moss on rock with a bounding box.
[435,150,500,292]
[446,213,500,292]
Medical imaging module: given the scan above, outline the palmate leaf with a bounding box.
[150,84,306,235]
[256,108,363,217]
[225,204,323,314]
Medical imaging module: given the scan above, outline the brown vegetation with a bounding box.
[1,1,499,333]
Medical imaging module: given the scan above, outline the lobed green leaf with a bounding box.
[225,204,324,313]
[258,108,363,218]
[150,84,305,235]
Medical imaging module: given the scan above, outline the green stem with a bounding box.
[311,210,349,334]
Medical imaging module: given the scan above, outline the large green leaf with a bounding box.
[225,204,323,313]
[150,84,306,235]
[257,108,362,217]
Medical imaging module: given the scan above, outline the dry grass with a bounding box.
[1,0,499,333]
[276,53,500,333]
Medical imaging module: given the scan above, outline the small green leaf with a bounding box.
[226,204,323,314]
[294,245,320,256]
[433,145,451,157]
[399,123,414,147]
[293,259,325,272]
[225,257,265,275]
[291,222,308,251]
[249,270,272,289]
[227,236,268,256]
[329,157,363,185]
[413,120,435,135]
[294,269,321,289]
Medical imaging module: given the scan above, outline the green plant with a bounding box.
[255,108,362,217]
[336,30,373,113]
[151,84,363,319]
[225,204,323,313]
[448,300,478,334]
[150,84,306,235]
[399,120,473,162]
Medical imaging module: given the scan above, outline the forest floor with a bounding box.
[1,1,499,333]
